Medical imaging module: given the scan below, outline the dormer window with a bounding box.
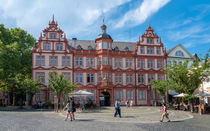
[88,45,93,50]
[175,50,184,56]
[77,45,82,50]
[124,47,129,51]
[151,39,153,43]
[103,42,107,49]
[114,46,119,51]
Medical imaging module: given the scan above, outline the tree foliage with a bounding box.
[48,72,78,111]
[0,24,35,105]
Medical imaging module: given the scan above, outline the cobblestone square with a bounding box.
[0,107,210,131]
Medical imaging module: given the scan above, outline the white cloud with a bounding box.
[0,0,130,38]
[114,0,170,28]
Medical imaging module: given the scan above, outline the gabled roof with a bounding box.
[167,44,192,58]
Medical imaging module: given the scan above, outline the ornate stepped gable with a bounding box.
[33,15,69,53]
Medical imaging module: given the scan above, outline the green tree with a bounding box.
[152,80,168,103]
[0,24,35,105]
[48,72,78,112]
[167,53,209,111]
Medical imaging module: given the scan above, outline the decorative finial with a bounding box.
[160,37,162,43]
[138,35,140,41]
[149,22,150,27]
[52,14,54,22]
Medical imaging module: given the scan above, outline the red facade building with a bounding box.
[32,17,166,106]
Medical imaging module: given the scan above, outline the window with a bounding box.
[139,90,146,100]
[108,43,111,49]
[151,60,154,68]
[62,73,70,81]
[127,90,130,99]
[151,39,153,43]
[129,59,132,67]
[103,42,107,49]
[148,60,151,68]
[179,61,182,65]
[138,74,144,84]
[50,33,56,39]
[56,43,63,50]
[87,73,94,83]
[115,58,118,67]
[44,43,50,50]
[109,58,112,65]
[148,74,151,83]
[157,47,160,54]
[161,75,164,81]
[62,56,70,66]
[119,59,122,67]
[36,72,45,83]
[80,74,83,82]
[79,58,83,66]
[50,56,58,66]
[139,90,142,100]
[119,90,122,100]
[119,74,122,83]
[141,47,144,53]
[151,48,154,54]
[98,73,102,82]
[115,90,119,99]
[76,74,79,82]
[137,59,140,68]
[142,90,146,100]
[168,61,171,66]
[109,73,112,82]
[175,50,184,56]
[131,90,133,99]
[147,47,150,54]
[152,74,155,80]
[98,58,101,65]
[126,59,129,67]
[103,57,108,65]
[141,60,144,68]
[115,74,119,83]
[87,58,94,67]
[161,60,164,68]
[36,56,40,66]
[98,42,102,49]
[147,39,150,44]
[75,57,79,66]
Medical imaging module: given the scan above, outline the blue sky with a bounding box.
[0,0,209,56]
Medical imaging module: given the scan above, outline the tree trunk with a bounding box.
[59,94,63,112]
[12,87,16,106]
[54,95,58,112]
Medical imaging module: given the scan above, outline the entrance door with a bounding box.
[100,91,110,106]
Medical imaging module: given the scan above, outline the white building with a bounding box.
[167,44,193,67]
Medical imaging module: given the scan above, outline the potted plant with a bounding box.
[46,100,52,109]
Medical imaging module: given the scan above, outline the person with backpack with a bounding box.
[64,98,75,121]
[160,103,170,122]
[114,99,121,118]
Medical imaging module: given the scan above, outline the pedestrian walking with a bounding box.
[126,99,129,107]
[64,98,74,121]
[72,97,76,120]
[130,100,133,107]
[114,99,121,118]
[160,103,170,122]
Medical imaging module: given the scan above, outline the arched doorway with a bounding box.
[100,91,110,106]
